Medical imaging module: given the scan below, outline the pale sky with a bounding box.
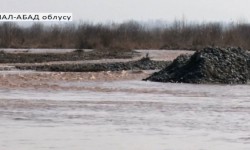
[1,0,250,23]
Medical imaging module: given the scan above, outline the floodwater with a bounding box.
[0,49,249,150]
[0,78,250,150]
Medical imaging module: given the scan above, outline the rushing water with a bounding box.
[0,80,250,150]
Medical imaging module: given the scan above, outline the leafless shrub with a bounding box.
[0,21,250,50]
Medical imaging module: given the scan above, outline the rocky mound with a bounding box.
[144,47,249,84]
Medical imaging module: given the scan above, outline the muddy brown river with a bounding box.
[0,49,249,150]
[0,73,250,150]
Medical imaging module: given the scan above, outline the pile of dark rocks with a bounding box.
[144,47,250,84]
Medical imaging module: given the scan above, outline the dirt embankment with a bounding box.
[0,49,135,63]
[15,57,170,72]
[145,47,250,84]
[0,49,176,72]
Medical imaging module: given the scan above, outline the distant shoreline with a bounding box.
[1,21,250,50]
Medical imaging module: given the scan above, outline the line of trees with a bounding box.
[0,21,250,50]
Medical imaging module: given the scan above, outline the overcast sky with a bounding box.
[1,0,250,23]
